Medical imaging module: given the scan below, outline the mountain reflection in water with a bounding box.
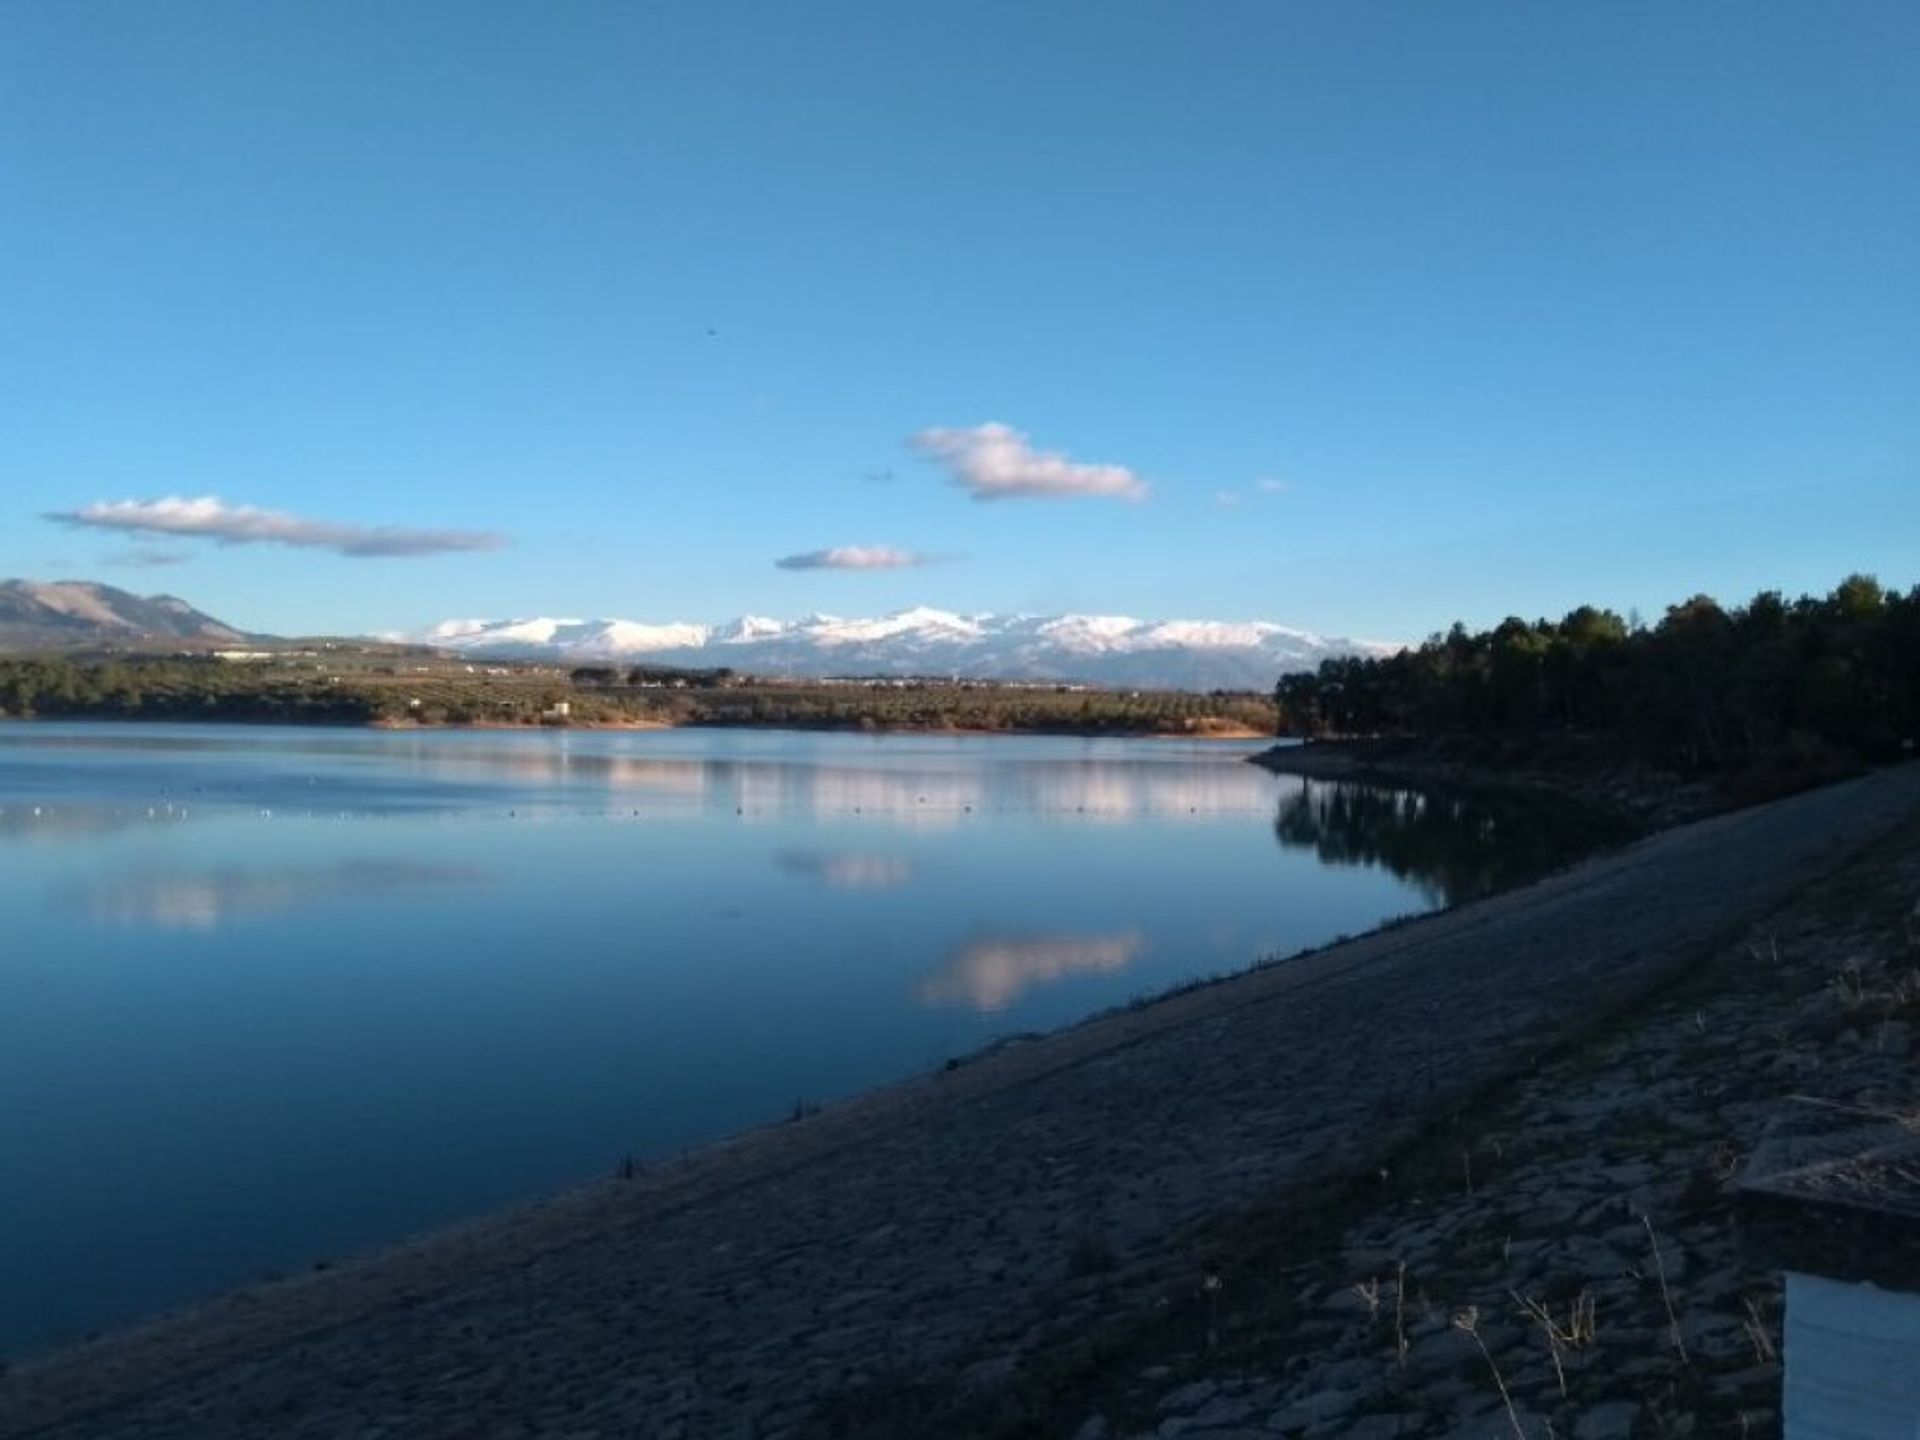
[80,860,483,931]
[1270,779,1622,907]
[0,803,190,845]
[384,746,1275,824]
[776,850,915,891]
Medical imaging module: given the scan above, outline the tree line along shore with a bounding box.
[4,572,1913,761]
[1265,573,1919,819]
[0,653,1276,737]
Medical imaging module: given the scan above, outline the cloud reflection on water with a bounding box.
[80,860,483,931]
[918,930,1147,1011]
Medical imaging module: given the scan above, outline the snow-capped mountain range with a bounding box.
[421,608,1398,691]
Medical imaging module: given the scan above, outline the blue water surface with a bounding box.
[0,723,1539,1354]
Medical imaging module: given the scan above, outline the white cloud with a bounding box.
[775,545,927,571]
[1213,489,1242,508]
[48,496,507,558]
[911,422,1148,502]
[1255,477,1292,495]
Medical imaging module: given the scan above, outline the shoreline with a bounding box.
[0,713,1273,742]
[1073,791,1920,1439]
[1251,737,1727,830]
[5,765,1916,1438]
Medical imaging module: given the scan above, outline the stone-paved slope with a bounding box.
[1100,784,1920,1440]
[5,767,1919,1440]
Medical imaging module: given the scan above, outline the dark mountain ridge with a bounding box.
[0,580,251,650]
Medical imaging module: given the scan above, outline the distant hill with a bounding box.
[423,607,1400,691]
[0,580,250,650]
[0,581,1399,689]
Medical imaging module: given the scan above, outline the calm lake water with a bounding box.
[0,723,1605,1354]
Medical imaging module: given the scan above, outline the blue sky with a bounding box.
[3,0,1915,642]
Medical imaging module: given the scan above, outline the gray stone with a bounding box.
[1314,1357,1384,1391]
[1436,1409,1545,1440]
[1318,1287,1376,1314]
[1340,1416,1422,1439]
[1573,1400,1638,1440]
[1401,1328,1470,1375]
[1160,1381,1224,1414]
[1185,1396,1261,1430]
[1512,1202,1583,1234]
[1707,1364,1778,1397]
[1267,1388,1362,1433]
[1161,1419,1268,1440]
[1599,1163,1659,1187]
[1561,1236,1627,1281]
[1446,1390,1500,1422]
[961,1352,1018,1389]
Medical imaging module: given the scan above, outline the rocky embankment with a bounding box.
[1075,798,1920,1440]
[3,768,1917,1440]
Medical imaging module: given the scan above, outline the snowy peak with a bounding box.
[712,615,788,643]
[426,617,711,652]
[789,608,984,645]
[422,607,1395,690]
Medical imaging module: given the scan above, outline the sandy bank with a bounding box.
[5,766,1918,1439]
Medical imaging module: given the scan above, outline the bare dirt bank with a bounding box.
[5,767,1918,1439]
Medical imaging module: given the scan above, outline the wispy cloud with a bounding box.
[104,547,191,568]
[48,496,508,558]
[911,422,1148,502]
[775,545,928,571]
[1215,477,1293,508]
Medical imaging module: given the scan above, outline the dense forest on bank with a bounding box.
[0,654,1276,736]
[1274,575,1920,773]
